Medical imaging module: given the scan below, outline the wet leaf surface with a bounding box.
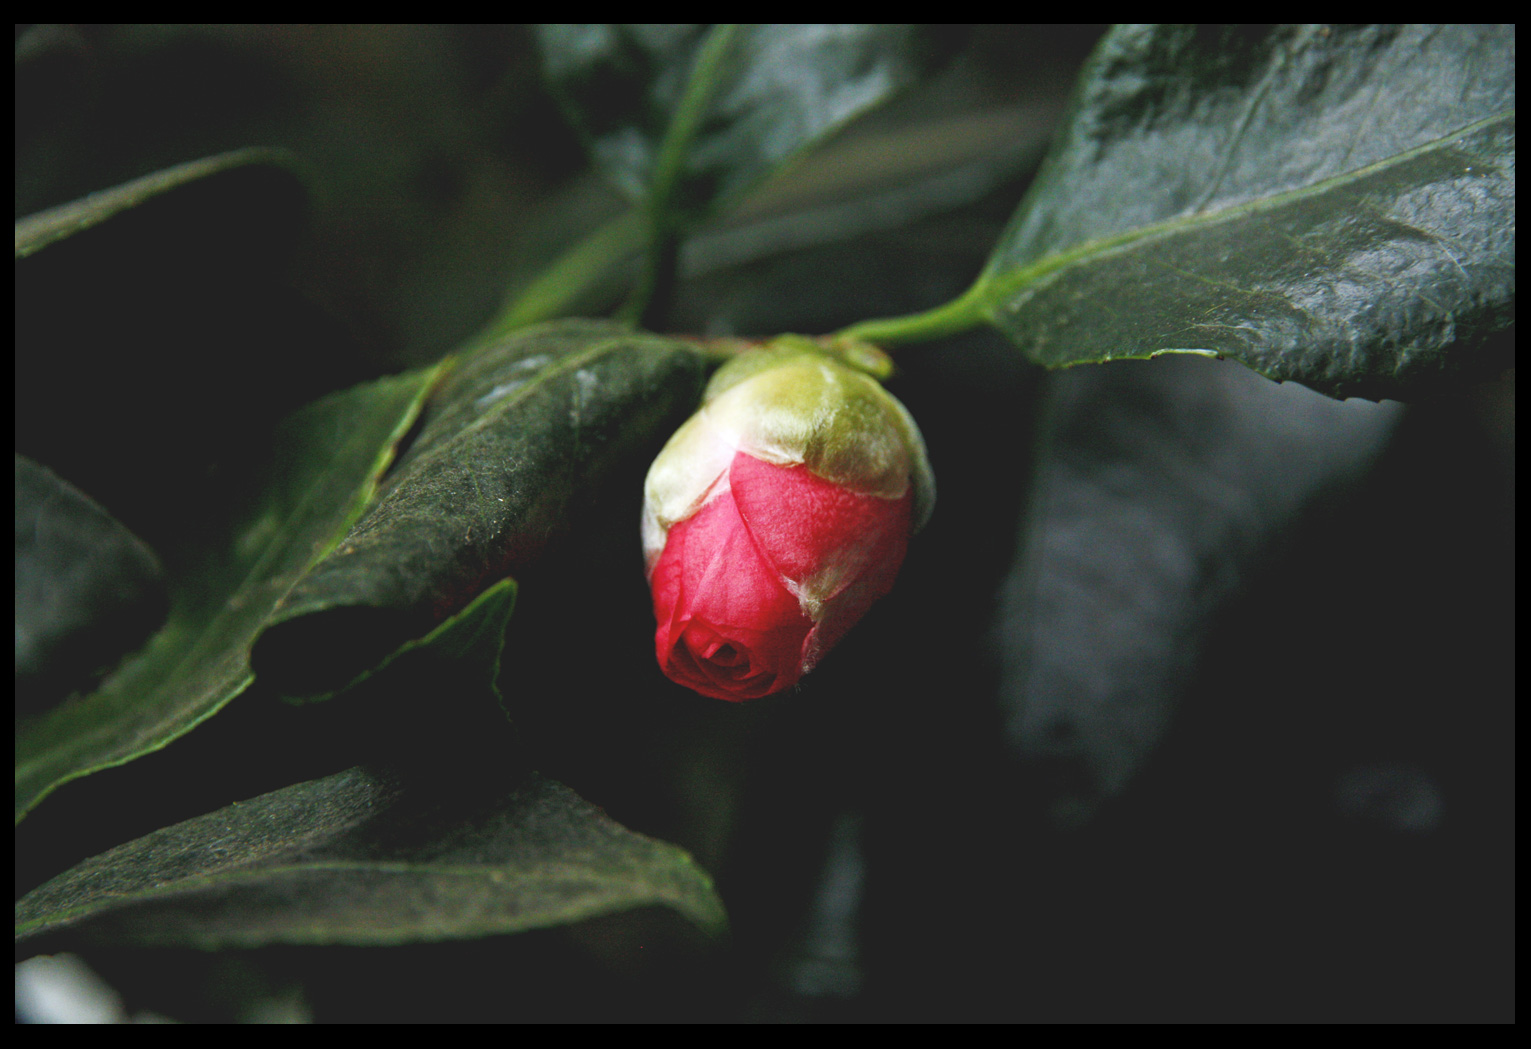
[976,24,1515,399]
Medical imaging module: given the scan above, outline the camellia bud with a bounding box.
[642,338,934,701]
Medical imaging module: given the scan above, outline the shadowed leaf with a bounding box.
[14,456,168,714]
[15,764,727,949]
[15,370,440,824]
[995,355,1401,817]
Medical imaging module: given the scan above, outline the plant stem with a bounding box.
[620,23,743,327]
[833,282,989,347]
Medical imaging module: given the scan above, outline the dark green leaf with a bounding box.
[15,765,727,948]
[538,24,938,228]
[976,24,1514,400]
[14,369,440,824]
[251,320,709,698]
[14,456,168,714]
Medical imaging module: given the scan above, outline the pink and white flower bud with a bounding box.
[642,341,933,700]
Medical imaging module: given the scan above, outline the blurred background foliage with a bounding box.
[15,24,1083,366]
[15,25,1513,1022]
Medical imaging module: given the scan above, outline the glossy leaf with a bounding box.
[14,369,441,824]
[967,24,1514,400]
[15,764,727,949]
[251,320,709,698]
[538,24,935,228]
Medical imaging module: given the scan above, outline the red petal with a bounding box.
[730,452,911,601]
[650,488,812,701]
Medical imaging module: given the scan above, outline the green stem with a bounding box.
[620,23,743,326]
[833,281,990,347]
